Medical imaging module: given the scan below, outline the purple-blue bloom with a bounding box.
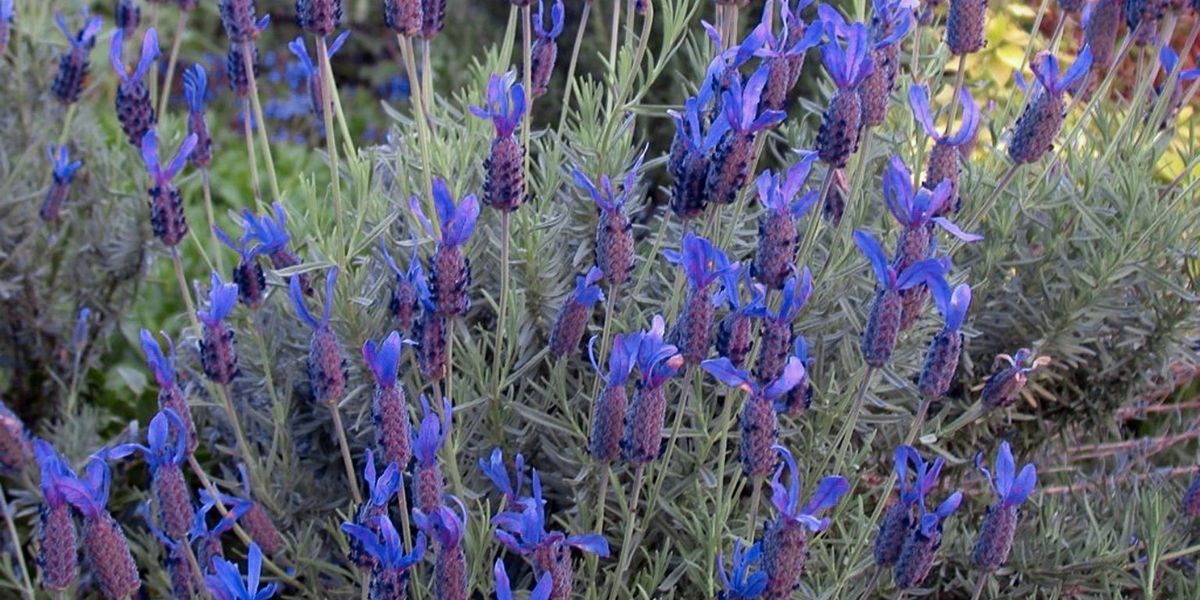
[242,203,295,256]
[755,151,819,217]
[818,20,875,90]
[572,149,646,214]
[142,130,198,189]
[289,266,337,331]
[928,280,972,332]
[109,409,188,472]
[493,469,610,557]
[664,232,733,291]
[722,64,787,134]
[494,558,553,600]
[110,27,158,86]
[853,230,946,291]
[718,539,768,599]
[703,356,806,402]
[362,331,406,389]
[206,543,280,600]
[47,144,83,183]
[769,446,850,531]
[909,83,980,147]
[977,441,1037,508]
[1029,45,1094,96]
[139,329,176,388]
[895,445,944,506]
[882,156,981,242]
[411,177,481,248]
[470,72,527,138]
[198,272,240,326]
[480,447,527,508]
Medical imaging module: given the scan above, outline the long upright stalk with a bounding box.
[316,35,345,240]
[241,99,263,205]
[608,0,621,68]
[200,169,224,274]
[242,41,282,205]
[609,463,646,600]
[398,35,437,224]
[556,1,592,130]
[0,482,34,600]
[158,11,190,118]
[491,212,512,399]
[943,54,967,136]
[329,404,364,505]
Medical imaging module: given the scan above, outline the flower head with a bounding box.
[769,446,850,530]
[110,27,159,85]
[756,151,819,216]
[206,543,280,600]
[916,489,963,536]
[718,539,768,599]
[214,224,262,262]
[56,10,102,49]
[55,453,113,520]
[410,177,481,248]
[723,64,787,133]
[110,409,189,471]
[242,203,295,255]
[289,267,338,330]
[977,441,1037,508]
[342,519,426,571]
[534,0,564,39]
[894,445,945,506]
[470,72,527,137]
[47,144,83,183]
[664,232,733,290]
[703,355,806,403]
[1029,45,1094,95]
[909,83,980,147]
[867,0,914,47]
[634,315,684,388]
[480,448,527,507]
[853,230,946,291]
[573,149,647,214]
[413,497,468,547]
[572,267,605,306]
[362,449,402,508]
[882,156,981,241]
[495,559,553,600]
[362,331,407,389]
[763,269,814,323]
[34,439,76,509]
[198,272,239,326]
[183,63,209,114]
[715,266,767,315]
[819,21,875,89]
[141,130,198,187]
[669,95,731,155]
[588,331,640,388]
[927,280,971,331]
[414,395,452,466]
[493,469,611,557]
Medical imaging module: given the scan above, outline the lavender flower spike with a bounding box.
[816,21,874,167]
[382,243,424,331]
[718,539,768,599]
[57,455,141,599]
[40,144,83,223]
[702,357,805,477]
[288,31,351,132]
[414,396,453,513]
[214,224,267,309]
[751,151,819,289]
[243,202,311,294]
[894,488,964,589]
[32,440,78,591]
[883,154,982,268]
[529,0,565,97]
[854,230,946,367]
[219,0,270,43]
[115,0,140,41]
[859,0,914,127]
[909,83,981,212]
[495,558,553,600]
[52,11,103,104]
[707,64,787,205]
[198,271,241,384]
[479,447,528,508]
[874,445,944,568]
[762,446,849,598]
[622,316,684,464]
[753,270,813,387]
[573,149,645,286]
[750,0,825,112]
[776,336,815,417]
[472,72,528,211]
[668,96,730,218]
[715,267,766,368]
[918,280,970,399]
[385,0,422,36]
[111,27,160,146]
[109,409,195,539]
[494,469,609,600]
[1009,46,1093,165]
[290,268,348,406]
[342,519,426,600]
[665,232,734,365]
[946,0,987,55]
[206,542,280,600]
[364,332,414,470]
[348,450,401,569]
[141,129,198,247]
[297,0,342,36]
[549,267,605,358]
[981,348,1051,410]
[972,442,1037,571]
[588,333,639,463]
[183,64,214,167]
[411,177,480,316]
[413,498,469,600]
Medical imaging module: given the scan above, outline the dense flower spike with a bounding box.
[751,152,818,289]
[665,233,733,365]
[472,73,528,211]
[718,539,768,599]
[495,558,554,600]
[115,0,140,39]
[893,490,963,589]
[215,225,267,309]
[622,315,684,463]
[183,64,214,167]
[494,469,610,600]
[220,0,270,43]
[861,0,914,126]
[883,155,982,268]
[981,348,1051,409]
[909,84,980,212]
[415,276,448,381]
[946,0,988,55]
[349,450,401,569]
[139,499,206,600]
[414,499,469,600]
[706,64,787,205]
[141,129,197,247]
[40,145,83,223]
[853,230,946,367]
[917,280,970,399]
[1083,0,1121,71]
[972,441,1038,571]
[297,0,342,36]
[385,0,423,36]
[414,396,452,513]
[288,31,350,131]
[410,181,478,317]
[243,202,311,295]
[668,96,730,218]
[744,0,824,111]
[210,467,285,556]
[816,22,874,167]
[702,357,805,476]
[206,542,280,600]
[382,245,424,332]
[1009,46,1093,165]
[529,0,565,97]
[420,0,446,38]
[363,332,414,469]
[573,150,645,286]
[715,267,766,368]
[57,456,141,599]
[290,268,347,406]
[753,271,813,386]
[762,447,849,599]
[588,333,639,462]
[52,11,102,105]
[874,446,944,568]
[33,441,79,592]
[549,267,605,357]
[110,410,195,539]
[197,272,241,384]
[343,517,426,600]
[110,28,159,146]
[480,447,528,507]
[1183,474,1200,518]
[0,0,12,54]
[226,42,260,97]
[0,402,29,475]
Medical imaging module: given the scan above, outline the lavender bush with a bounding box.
[0,0,1198,598]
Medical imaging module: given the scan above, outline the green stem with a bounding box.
[744,475,762,540]
[316,35,345,242]
[608,0,621,68]
[241,98,264,205]
[491,212,512,401]
[329,404,364,505]
[609,463,646,600]
[201,168,225,275]
[556,1,592,131]
[943,54,966,137]
[0,481,34,600]
[398,35,438,230]
[242,41,282,206]
[158,11,189,118]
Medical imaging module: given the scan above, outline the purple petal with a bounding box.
[566,533,610,556]
[764,357,806,400]
[1059,45,1093,93]
[852,230,891,286]
[995,441,1015,499]
[882,156,914,225]
[908,83,940,138]
[701,358,754,392]
[1007,463,1037,505]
